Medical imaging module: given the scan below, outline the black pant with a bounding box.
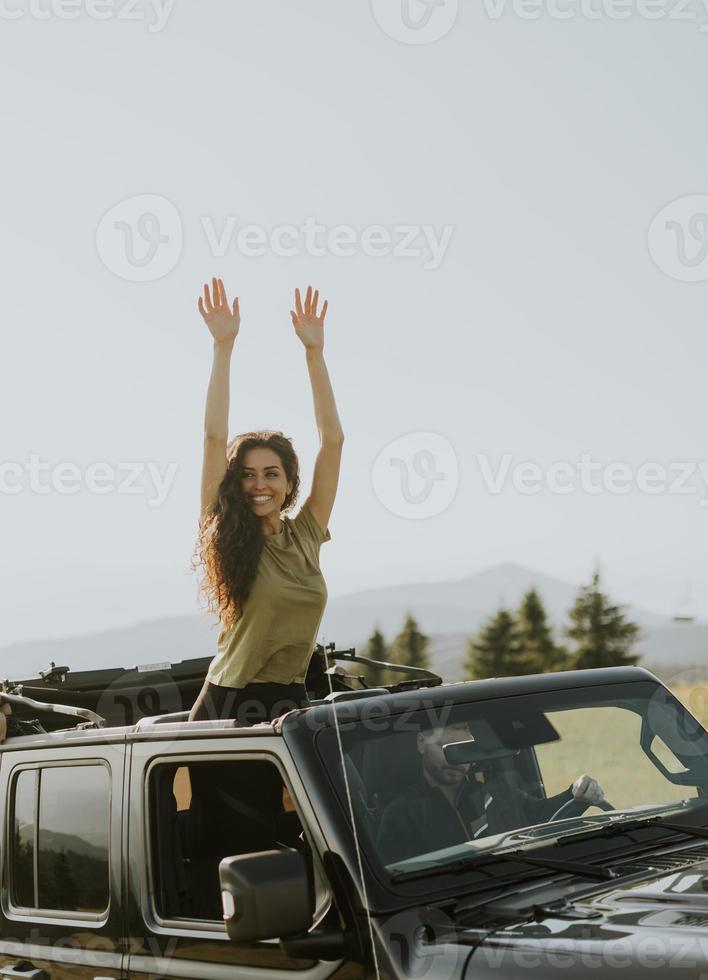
[188,679,309,725]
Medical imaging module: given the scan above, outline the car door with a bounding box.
[0,736,127,980]
[125,730,363,979]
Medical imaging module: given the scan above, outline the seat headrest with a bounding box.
[360,731,423,808]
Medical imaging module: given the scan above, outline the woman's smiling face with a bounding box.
[240,447,293,522]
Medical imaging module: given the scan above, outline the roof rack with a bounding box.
[0,641,442,732]
[38,662,71,685]
[318,642,442,690]
[0,690,105,729]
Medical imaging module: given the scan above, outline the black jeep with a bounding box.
[2,650,708,978]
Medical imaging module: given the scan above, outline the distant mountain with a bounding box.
[15,822,107,861]
[324,560,668,641]
[39,829,107,861]
[0,615,219,677]
[1,562,705,682]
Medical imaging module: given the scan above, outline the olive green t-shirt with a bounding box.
[206,503,331,688]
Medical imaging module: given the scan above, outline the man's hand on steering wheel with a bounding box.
[549,772,615,822]
[571,773,605,805]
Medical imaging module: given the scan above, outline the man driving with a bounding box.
[376,719,605,864]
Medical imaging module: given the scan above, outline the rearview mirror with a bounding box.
[219,848,313,943]
[443,710,560,765]
[443,738,518,765]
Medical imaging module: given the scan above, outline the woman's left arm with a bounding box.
[291,285,344,534]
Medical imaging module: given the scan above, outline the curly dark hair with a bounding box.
[191,430,301,631]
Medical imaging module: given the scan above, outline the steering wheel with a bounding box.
[549,796,616,822]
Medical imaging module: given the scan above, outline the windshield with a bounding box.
[316,680,708,880]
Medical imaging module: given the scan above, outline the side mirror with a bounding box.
[219,848,313,943]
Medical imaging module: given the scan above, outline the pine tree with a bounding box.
[390,612,431,673]
[363,626,392,687]
[44,850,79,911]
[464,608,530,680]
[517,588,569,673]
[565,569,641,669]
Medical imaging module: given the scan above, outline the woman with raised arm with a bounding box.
[189,277,344,726]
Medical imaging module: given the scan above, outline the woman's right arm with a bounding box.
[198,277,240,521]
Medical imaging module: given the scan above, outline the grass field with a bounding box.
[533,681,708,811]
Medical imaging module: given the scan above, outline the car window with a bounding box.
[534,705,698,810]
[10,764,111,915]
[148,758,322,924]
[315,680,708,878]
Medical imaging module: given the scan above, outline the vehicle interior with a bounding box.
[342,729,547,846]
[326,690,708,864]
[150,760,315,921]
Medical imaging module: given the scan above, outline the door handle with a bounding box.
[0,963,49,980]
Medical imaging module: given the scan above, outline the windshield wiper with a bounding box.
[558,810,708,846]
[391,809,708,884]
[391,848,619,884]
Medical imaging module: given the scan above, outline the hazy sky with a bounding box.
[3,0,708,648]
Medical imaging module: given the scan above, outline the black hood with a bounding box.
[463,843,708,978]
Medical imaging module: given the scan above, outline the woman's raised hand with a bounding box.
[198,277,240,346]
[290,285,328,352]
